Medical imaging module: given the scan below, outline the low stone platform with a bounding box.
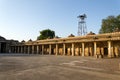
[0,53,120,80]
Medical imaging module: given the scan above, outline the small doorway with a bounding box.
[104,48,108,56]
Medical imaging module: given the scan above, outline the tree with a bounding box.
[99,15,120,34]
[37,29,55,40]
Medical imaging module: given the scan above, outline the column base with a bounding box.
[94,54,103,58]
[72,54,74,56]
[82,54,84,57]
[115,55,119,58]
[108,55,112,58]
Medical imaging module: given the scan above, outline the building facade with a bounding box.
[0,36,19,53]
[11,32,120,58]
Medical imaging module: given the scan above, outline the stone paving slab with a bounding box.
[0,54,120,80]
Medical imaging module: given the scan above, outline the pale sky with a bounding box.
[0,0,120,41]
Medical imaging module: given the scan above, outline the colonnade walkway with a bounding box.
[11,40,118,58]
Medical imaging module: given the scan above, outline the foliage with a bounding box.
[37,29,55,40]
[99,15,120,34]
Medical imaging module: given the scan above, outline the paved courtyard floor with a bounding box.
[0,53,120,80]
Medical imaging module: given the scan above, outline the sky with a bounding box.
[0,0,120,41]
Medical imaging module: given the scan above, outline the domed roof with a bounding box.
[68,34,75,37]
[87,31,95,35]
[0,36,6,41]
[28,39,32,42]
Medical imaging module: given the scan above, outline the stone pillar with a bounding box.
[11,46,13,53]
[82,43,85,56]
[14,46,16,53]
[89,47,92,56]
[97,47,100,55]
[20,46,22,53]
[11,46,15,53]
[37,45,39,54]
[80,48,82,56]
[63,43,66,55]
[42,45,44,55]
[72,43,75,56]
[111,47,114,57]
[0,43,1,53]
[49,44,52,55]
[24,46,26,53]
[32,45,34,54]
[22,46,25,53]
[18,46,20,53]
[101,48,104,56]
[16,46,18,53]
[77,46,80,56]
[19,46,21,53]
[21,46,23,53]
[56,44,58,55]
[17,46,18,53]
[94,42,97,56]
[28,46,30,54]
[10,46,12,53]
[115,46,119,57]
[108,41,112,58]
[22,46,24,53]
[15,46,17,53]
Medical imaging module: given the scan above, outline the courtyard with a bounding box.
[0,54,120,80]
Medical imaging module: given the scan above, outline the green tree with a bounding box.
[99,15,120,34]
[37,29,55,40]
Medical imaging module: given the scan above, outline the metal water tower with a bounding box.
[77,14,87,36]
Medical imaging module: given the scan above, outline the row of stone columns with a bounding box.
[11,43,77,56]
[94,41,113,58]
[11,41,113,57]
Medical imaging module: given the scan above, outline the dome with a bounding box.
[0,36,6,41]
[68,34,75,37]
[28,39,32,42]
[87,31,95,35]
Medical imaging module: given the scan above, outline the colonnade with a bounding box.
[11,41,119,58]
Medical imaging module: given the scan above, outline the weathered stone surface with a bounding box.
[0,54,120,80]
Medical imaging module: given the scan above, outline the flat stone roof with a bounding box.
[17,32,120,46]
